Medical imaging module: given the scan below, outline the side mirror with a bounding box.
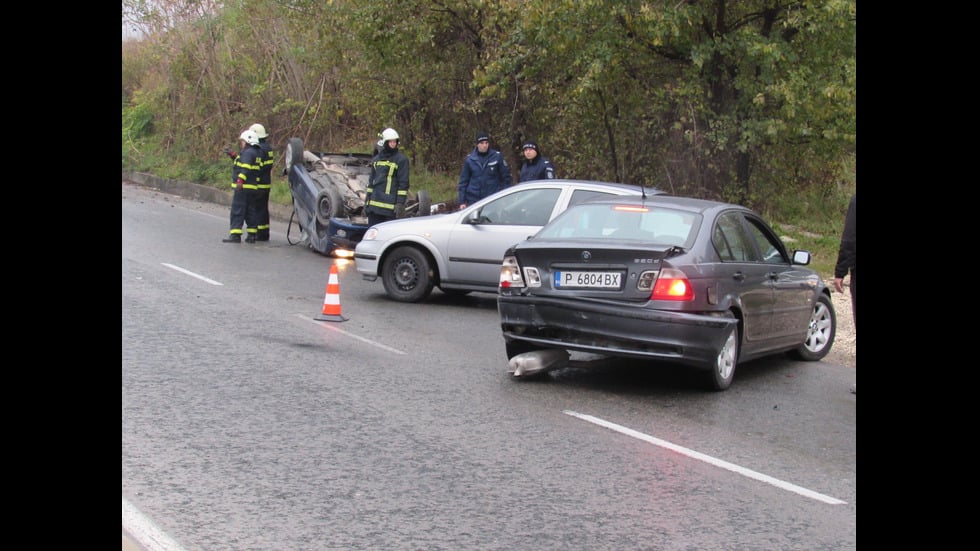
[792,250,811,265]
[464,209,482,224]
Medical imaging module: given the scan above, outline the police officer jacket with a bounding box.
[519,155,556,182]
[457,148,511,205]
[366,146,410,215]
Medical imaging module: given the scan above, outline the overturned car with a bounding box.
[284,137,432,256]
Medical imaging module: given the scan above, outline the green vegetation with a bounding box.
[122,0,855,278]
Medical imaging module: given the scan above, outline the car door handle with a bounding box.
[732,271,745,281]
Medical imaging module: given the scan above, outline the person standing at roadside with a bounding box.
[365,128,410,226]
[518,139,556,182]
[221,129,263,243]
[457,130,511,209]
[833,192,856,393]
[249,123,274,241]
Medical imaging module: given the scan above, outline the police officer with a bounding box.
[457,130,511,209]
[365,128,410,226]
[249,123,274,241]
[518,139,556,182]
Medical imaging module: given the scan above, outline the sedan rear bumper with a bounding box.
[498,294,736,369]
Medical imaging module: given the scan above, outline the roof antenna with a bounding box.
[640,182,646,199]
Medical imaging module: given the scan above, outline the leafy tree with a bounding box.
[122,0,855,216]
[477,0,855,207]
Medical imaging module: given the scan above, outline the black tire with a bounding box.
[286,137,304,172]
[705,316,738,391]
[315,186,343,225]
[381,246,435,302]
[791,292,836,361]
[415,189,432,217]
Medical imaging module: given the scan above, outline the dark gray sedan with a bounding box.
[497,195,836,390]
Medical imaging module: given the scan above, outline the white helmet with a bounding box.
[381,128,399,141]
[248,123,268,138]
[239,129,260,146]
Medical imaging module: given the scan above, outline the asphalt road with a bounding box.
[123,174,293,551]
[122,177,856,550]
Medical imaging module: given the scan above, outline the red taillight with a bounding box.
[650,268,694,301]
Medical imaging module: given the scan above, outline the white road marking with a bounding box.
[122,497,187,551]
[161,263,223,286]
[564,410,847,505]
[155,265,403,355]
[297,313,407,354]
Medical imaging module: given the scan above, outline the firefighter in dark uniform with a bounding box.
[365,128,410,226]
[249,123,274,241]
[221,129,263,243]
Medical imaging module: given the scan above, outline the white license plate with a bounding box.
[555,271,622,289]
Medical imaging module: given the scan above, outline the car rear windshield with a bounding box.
[536,203,699,247]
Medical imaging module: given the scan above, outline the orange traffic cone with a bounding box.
[314,264,348,322]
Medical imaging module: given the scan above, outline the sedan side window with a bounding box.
[744,217,787,264]
[712,212,758,262]
[478,188,560,226]
[712,224,735,261]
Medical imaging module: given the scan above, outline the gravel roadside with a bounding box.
[826,283,856,369]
